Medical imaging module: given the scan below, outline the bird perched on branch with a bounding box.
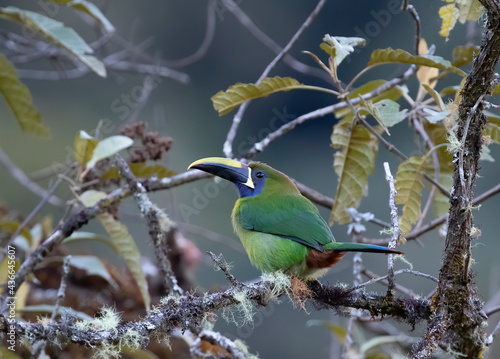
[189,157,403,279]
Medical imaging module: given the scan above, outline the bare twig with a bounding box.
[220,0,331,83]
[164,0,217,67]
[486,319,500,346]
[1,173,66,263]
[191,329,251,359]
[0,146,64,207]
[402,0,421,55]
[352,269,438,292]
[246,65,416,158]
[115,155,183,296]
[222,0,327,158]
[207,251,239,287]
[383,162,399,296]
[30,255,72,359]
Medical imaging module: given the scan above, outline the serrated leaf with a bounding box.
[439,4,459,39]
[452,45,480,67]
[0,54,50,137]
[18,304,93,321]
[439,0,483,39]
[68,255,119,289]
[101,163,177,180]
[359,98,407,132]
[85,135,134,170]
[330,118,378,225]
[211,76,304,115]
[367,48,466,77]
[79,190,150,309]
[74,130,98,166]
[395,155,431,236]
[306,320,346,344]
[48,0,115,33]
[320,35,366,66]
[334,79,405,119]
[0,6,106,77]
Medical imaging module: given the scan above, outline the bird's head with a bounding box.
[188,157,297,198]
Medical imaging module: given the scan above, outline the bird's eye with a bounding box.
[255,171,265,178]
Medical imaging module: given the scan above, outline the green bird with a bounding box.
[188,157,403,279]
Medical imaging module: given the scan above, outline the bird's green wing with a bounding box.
[237,194,335,251]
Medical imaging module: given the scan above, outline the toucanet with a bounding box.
[188,157,403,279]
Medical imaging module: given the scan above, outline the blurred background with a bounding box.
[1,0,499,357]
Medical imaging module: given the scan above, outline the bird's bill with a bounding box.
[188,157,255,189]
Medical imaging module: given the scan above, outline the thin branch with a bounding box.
[1,280,430,350]
[115,155,183,296]
[30,255,71,359]
[383,162,399,295]
[352,269,438,292]
[402,0,421,55]
[0,146,64,207]
[207,251,239,287]
[246,65,416,158]
[222,0,327,158]
[360,117,451,198]
[1,173,66,263]
[220,0,331,84]
[164,0,217,67]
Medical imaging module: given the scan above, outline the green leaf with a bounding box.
[306,320,346,344]
[0,7,106,77]
[422,84,446,111]
[359,98,407,133]
[320,35,366,66]
[395,155,431,236]
[79,190,150,310]
[85,135,134,170]
[74,130,98,166]
[330,117,378,225]
[18,304,93,321]
[367,48,466,77]
[0,54,50,137]
[68,255,119,289]
[452,45,480,67]
[211,76,305,115]
[101,163,177,180]
[334,79,405,119]
[48,0,115,33]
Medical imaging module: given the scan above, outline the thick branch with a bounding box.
[414,2,500,357]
